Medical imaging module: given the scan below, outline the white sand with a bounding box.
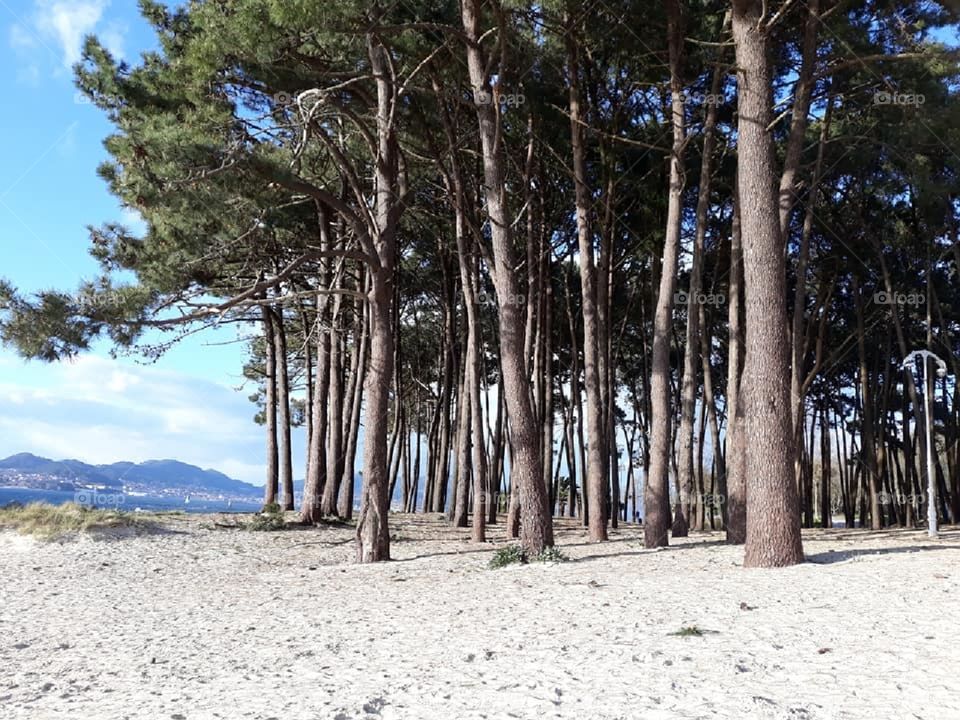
[1,515,958,720]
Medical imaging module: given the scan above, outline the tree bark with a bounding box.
[725,178,746,544]
[355,31,400,563]
[339,278,369,519]
[567,20,608,542]
[732,0,804,567]
[321,312,344,516]
[644,0,686,549]
[461,0,553,554]
[674,50,724,536]
[272,306,295,511]
[261,304,279,509]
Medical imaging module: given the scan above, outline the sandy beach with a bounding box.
[1,515,958,720]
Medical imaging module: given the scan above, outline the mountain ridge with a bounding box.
[0,453,263,499]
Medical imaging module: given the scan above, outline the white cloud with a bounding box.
[0,352,286,486]
[34,0,108,69]
[8,1,124,78]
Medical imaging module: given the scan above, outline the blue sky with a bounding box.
[0,0,294,484]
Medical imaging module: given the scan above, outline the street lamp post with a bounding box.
[901,350,948,538]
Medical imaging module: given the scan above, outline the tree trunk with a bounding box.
[644,0,686,549]
[567,22,608,542]
[732,0,804,567]
[674,49,724,537]
[461,0,553,555]
[339,282,369,519]
[322,318,344,516]
[261,305,279,509]
[272,306,294,511]
[452,357,471,527]
[355,32,399,563]
[300,309,329,523]
[725,177,746,544]
[853,277,881,529]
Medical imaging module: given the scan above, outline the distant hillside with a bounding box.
[0,453,262,500]
[0,453,121,488]
[97,459,260,496]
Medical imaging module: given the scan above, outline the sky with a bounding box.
[0,0,293,485]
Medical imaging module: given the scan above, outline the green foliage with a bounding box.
[489,545,527,568]
[668,626,718,637]
[488,544,568,567]
[535,546,569,563]
[248,503,288,531]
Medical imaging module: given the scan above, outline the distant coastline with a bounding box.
[0,487,262,513]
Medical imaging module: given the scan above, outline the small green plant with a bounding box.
[248,514,287,531]
[248,503,288,531]
[536,546,569,563]
[489,545,527,568]
[668,625,718,637]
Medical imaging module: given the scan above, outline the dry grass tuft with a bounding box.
[0,502,155,540]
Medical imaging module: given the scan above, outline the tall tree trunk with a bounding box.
[819,405,832,527]
[432,313,455,513]
[700,303,725,528]
[466,283,488,541]
[853,277,881,529]
[339,278,369,519]
[644,0,686,549]
[322,316,344,516]
[490,374,504,525]
[300,207,334,525]
[461,0,553,554]
[355,32,400,563]
[300,307,329,523]
[452,358,471,527]
[567,20,608,542]
[272,306,295,511]
[674,50,724,536]
[261,305,279,509]
[732,0,804,567]
[725,179,746,543]
[301,304,314,489]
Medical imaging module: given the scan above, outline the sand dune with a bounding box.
[1,515,958,719]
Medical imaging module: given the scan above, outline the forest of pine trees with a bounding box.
[2,0,959,567]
